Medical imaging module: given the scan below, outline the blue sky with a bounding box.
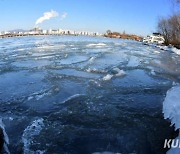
[0,0,172,36]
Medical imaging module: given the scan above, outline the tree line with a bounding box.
[158,0,180,48]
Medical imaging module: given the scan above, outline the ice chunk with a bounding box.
[151,70,156,75]
[86,68,92,72]
[114,42,121,46]
[163,85,180,130]
[171,47,180,56]
[163,85,180,153]
[22,118,45,154]
[86,43,107,47]
[53,68,101,79]
[27,89,51,101]
[60,55,89,65]
[37,44,66,50]
[127,56,140,67]
[113,68,126,77]
[89,56,96,62]
[17,48,26,51]
[103,74,113,81]
[154,50,160,54]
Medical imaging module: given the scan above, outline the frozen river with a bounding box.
[0,36,180,154]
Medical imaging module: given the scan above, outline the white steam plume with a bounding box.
[35,10,59,25]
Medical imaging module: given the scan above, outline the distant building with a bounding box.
[0,28,100,37]
[143,33,165,44]
[58,29,64,34]
[42,30,47,34]
[30,27,42,34]
[0,31,11,35]
[51,29,59,34]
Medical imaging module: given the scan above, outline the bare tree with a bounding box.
[158,14,180,47]
[168,14,180,45]
[158,18,171,45]
[106,30,112,34]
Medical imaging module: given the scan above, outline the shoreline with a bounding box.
[0,33,101,39]
[104,32,143,41]
[0,33,142,42]
[143,43,180,55]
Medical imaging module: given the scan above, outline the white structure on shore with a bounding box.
[143,33,165,44]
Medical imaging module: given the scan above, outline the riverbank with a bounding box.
[143,43,180,55]
[104,32,142,41]
[0,32,143,42]
[0,33,101,39]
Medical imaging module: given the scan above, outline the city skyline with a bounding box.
[0,27,100,38]
[0,0,172,36]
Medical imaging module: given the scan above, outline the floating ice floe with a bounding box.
[114,42,121,46]
[103,74,114,81]
[37,45,53,49]
[127,56,140,67]
[150,70,156,76]
[103,68,126,81]
[60,55,89,65]
[86,43,107,47]
[17,48,26,51]
[89,79,101,87]
[163,85,180,154]
[112,68,126,77]
[86,68,105,73]
[86,68,93,73]
[89,56,96,63]
[54,68,100,79]
[37,44,66,50]
[22,118,45,154]
[27,90,51,101]
[154,50,160,54]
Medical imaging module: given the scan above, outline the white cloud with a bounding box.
[60,12,68,20]
[35,10,59,25]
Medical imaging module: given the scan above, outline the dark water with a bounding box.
[0,36,180,154]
